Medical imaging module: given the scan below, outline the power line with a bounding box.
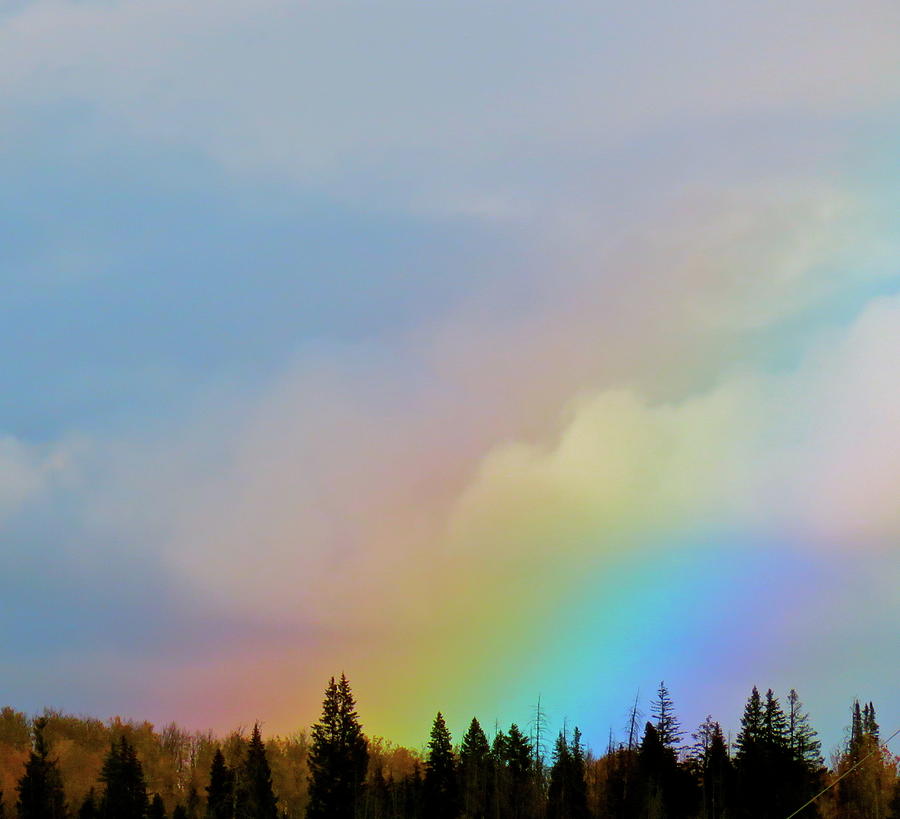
[784,726,900,819]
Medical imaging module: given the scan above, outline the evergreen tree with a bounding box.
[863,702,879,740]
[787,689,822,768]
[733,686,765,818]
[16,717,67,819]
[234,724,278,819]
[637,722,669,818]
[762,689,788,754]
[490,730,509,818]
[78,789,98,819]
[547,731,571,819]
[306,674,368,819]
[185,786,201,819]
[837,698,892,819]
[651,681,682,750]
[504,724,536,818]
[734,686,764,760]
[424,712,458,819]
[547,728,587,819]
[459,717,491,819]
[400,764,424,819]
[206,748,235,819]
[700,722,733,819]
[99,735,149,819]
[569,728,589,819]
[148,793,167,819]
[784,689,823,818]
[367,765,390,819]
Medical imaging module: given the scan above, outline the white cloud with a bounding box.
[0,435,81,523]
[2,0,898,205]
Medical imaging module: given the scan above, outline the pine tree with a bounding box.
[306,674,368,819]
[459,717,491,819]
[547,731,571,819]
[863,702,879,740]
[570,727,589,819]
[701,722,733,819]
[734,686,763,761]
[16,717,67,819]
[786,689,821,768]
[651,681,682,750]
[490,730,509,818]
[99,735,149,819]
[762,689,788,753]
[78,789,98,819]
[503,724,536,818]
[638,722,668,818]
[234,724,278,819]
[149,793,167,819]
[185,785,201,819]
[783,689,822,818]
[733,686,765,818]
[424,712,458,819]
[547,728,587,819]
[837,698,892,819]
[207,747,235,819]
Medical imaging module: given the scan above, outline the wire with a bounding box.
[784,726,900,819]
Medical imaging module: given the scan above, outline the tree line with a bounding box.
[1,675,897,818]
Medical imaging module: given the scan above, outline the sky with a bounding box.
[1,0,899,756]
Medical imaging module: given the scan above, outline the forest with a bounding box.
[2,675,898,818]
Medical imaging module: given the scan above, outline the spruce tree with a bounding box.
[637,722,668,818]
[234,724,278,819]
[16,717,67,819]
[701,722,733,819]
[424,712,458,819]
[762,689,788,753]
[504,724,536,818]
[99,735,149,819]
[735,686,763,760]
[78,789,98,819]
[306,674,368,819]
[547,731,571,819]
[569,727,589,819]
[784,689,822,818]
[733,686,765,818]
[206,747,235,819]
[651,681,682,750]
[786,689,821,768]
[837,698,891,818]
[148,793,167,819]
[459,717,491,819]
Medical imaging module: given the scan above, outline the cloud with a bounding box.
[451,293,900,563]
[2,0,899,211]
[132,182,900,637]
[0,435,80,524]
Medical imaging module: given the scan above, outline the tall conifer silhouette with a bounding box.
[459,717,491,819]
[306,674,368,819]
[206,747,235,819]
[234,723,278,819]
[15,717,66,819]
[98,735,149,819]
[424,712,458,819]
